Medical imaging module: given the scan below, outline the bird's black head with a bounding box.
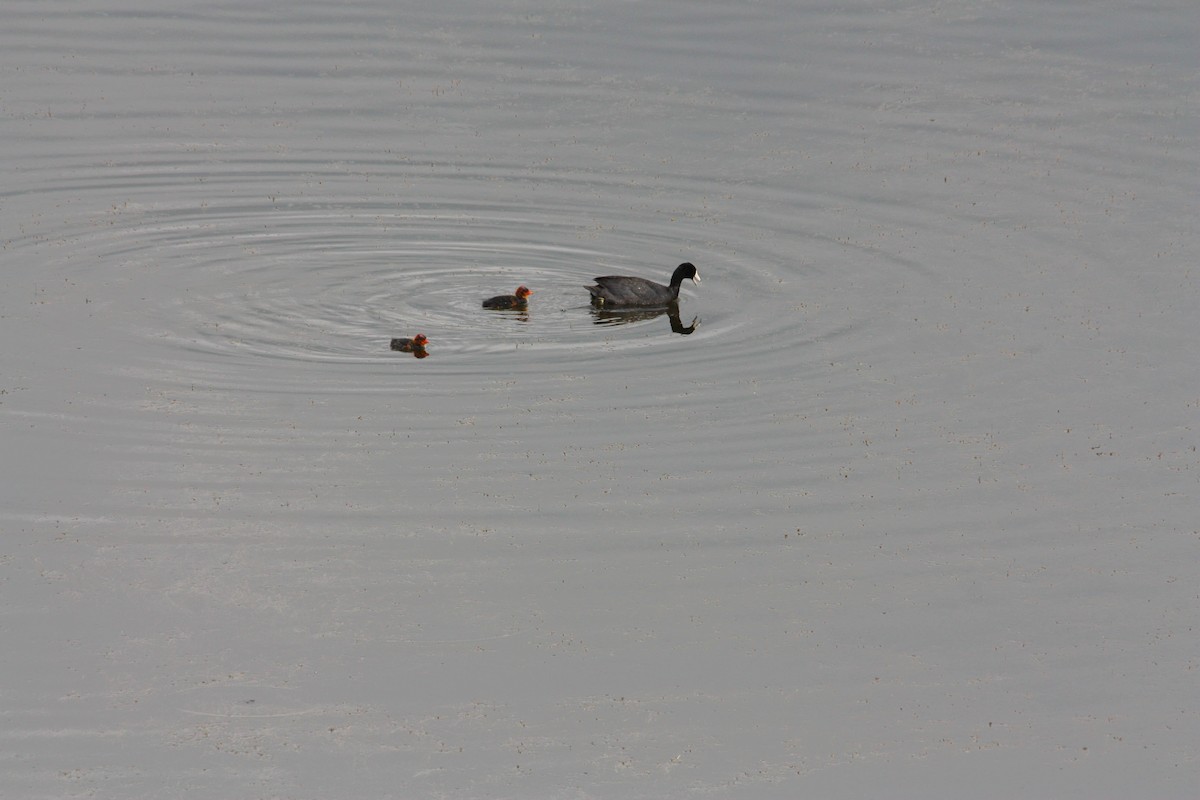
[672,262,700,287]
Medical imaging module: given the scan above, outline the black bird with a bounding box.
[390,333,428,353]
[482,285,533,310]
[587,263,700,308]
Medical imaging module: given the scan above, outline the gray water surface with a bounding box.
[3,1,1198,797]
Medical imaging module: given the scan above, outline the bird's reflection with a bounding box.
[483,309,531,323]
[590,303,699,335]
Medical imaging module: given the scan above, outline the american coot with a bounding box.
[390,333,428,353]
[587,262,700,308]
[482,285,533,310]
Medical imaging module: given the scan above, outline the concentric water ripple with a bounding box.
[20,160,887,398]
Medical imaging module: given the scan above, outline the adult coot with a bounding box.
[482,285,533,310]
[390,333,428,352]
[587,263,700,308]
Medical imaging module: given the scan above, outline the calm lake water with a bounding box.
[3,1,1197,797]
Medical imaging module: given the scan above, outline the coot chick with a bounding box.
[390,333,428,353]
[587,263,700,308]
[482,285,533,310]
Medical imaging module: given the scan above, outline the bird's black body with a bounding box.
[587,263,700,308]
